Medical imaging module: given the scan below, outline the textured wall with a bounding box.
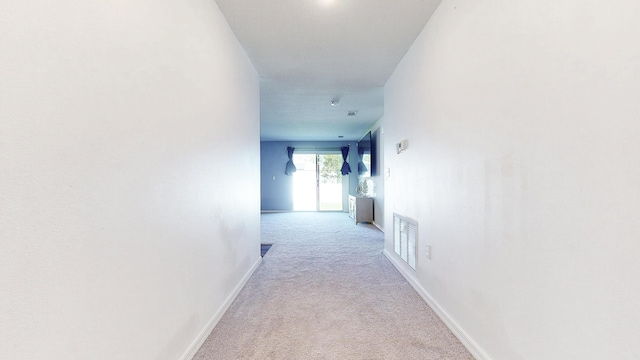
[384,1,640,359]
[0,1,260,359]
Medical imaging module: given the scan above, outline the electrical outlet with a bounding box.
[425,244,431,259]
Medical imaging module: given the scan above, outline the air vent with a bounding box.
[393,213,417,270]
[347,111,358,117]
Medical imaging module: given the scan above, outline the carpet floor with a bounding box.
[193,212,474,360]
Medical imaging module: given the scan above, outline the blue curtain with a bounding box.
[357,146,368,175]
[340,146,351,175]
[285,146,297,175]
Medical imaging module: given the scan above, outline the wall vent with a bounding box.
[393,213,417,270]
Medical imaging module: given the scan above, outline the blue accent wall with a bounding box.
[260,142,293,211]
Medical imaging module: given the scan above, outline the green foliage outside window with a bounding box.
[319,154,343,184]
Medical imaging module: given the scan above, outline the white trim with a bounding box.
[179,257,263,360]
[383,249,492,360]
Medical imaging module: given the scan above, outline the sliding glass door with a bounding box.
[318,154,342,210]
[292,153,343,211]
[292,154,317,211]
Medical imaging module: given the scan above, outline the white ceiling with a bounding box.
[215,0,441,141]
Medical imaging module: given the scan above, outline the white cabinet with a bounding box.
[348,195,373,224]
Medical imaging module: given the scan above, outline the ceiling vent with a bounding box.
[347,111,358,117]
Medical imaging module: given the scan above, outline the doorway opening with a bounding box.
[292,153,343,211]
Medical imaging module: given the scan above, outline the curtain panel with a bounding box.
[340,146,351,175]
[285,146,297,175]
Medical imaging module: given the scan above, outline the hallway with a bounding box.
[194,213,473,359]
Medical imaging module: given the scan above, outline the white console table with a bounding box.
[348,195,373,224]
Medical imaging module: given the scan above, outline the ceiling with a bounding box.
[215,0,441,141]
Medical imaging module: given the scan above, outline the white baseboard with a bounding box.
[179,256,262,360]
[382,250,491,360]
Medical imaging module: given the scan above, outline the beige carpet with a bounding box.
[194,212,474,360]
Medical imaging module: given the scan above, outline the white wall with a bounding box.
[0,1,260,359]
[384,1,640,359]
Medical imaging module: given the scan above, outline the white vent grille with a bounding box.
[393,213,417,270]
